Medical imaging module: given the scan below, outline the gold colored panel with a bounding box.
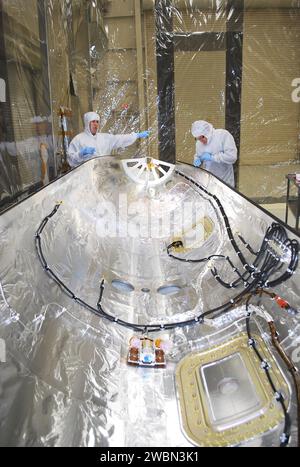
[105,17,136,49]
[104,0,135,18]
[102,50,137,82]
[176,333,290,447]
[240,9,300,166]
[174,51,225,164]
[172,216,215,252]
[238,164,300,200]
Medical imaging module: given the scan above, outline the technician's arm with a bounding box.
[213,132,237,165]
[68,136,83,168]
[109,133,138,152]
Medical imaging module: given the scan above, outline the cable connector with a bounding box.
[194,316,204,324]
[275,296,298,316]
[280,433,289,446]
[275,296,288,308]
[274,391,284,402]
[261,360,271,371]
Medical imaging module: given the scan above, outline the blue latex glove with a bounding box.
[79,147,96,158]
[136,131,150,139]
[193,157,202,168]
[199,152,213,162]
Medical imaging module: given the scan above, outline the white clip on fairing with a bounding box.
[121,157,175,188]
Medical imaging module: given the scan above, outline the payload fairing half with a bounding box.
[0,157,299,447]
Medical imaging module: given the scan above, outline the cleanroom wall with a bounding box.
[93,0,142,159]
[239,6,300,201]
[0,0,107,212]
[96,0,300,205]
[0,0,53,209]
[143,0,300,199]
[40,0,107,175]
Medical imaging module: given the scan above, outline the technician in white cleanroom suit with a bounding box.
[191,120,237,187]
[68,111,150,168]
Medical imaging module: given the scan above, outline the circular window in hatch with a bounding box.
[111,279,135,293]
[157,285,182,296]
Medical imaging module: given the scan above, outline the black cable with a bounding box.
[35,205,260,332]
[35,181,299,334]
[238,234,259,256]
[170,225,296,291]
[169,172,298,292]
[246,307,291,447]
[33,192,299,445]
[176,170,255,273]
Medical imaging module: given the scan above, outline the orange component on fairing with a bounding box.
[275,296,289,308]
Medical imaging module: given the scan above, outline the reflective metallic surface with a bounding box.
[176,330,291,446]
[0,157,299,446]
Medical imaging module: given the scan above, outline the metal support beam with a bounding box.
[134,0,147,155]
[37,0,56,179]
[0,0,22,208]
[135,0,146,120]
[0,1,14,142]
[225,0,244,188]
[155,0,175,164]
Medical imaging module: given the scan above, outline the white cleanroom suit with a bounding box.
[192,120,237,187]
[68,112,138,168]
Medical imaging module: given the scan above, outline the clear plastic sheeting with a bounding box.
[0,0,53,206]
[0,0,107,210]
[0,157,299,447]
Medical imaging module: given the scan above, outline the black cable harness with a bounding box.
[35,171,299,334]
[34,205,263,332]
[245,302,291,447]
[35,172,300,447]
[171,171,299,291]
